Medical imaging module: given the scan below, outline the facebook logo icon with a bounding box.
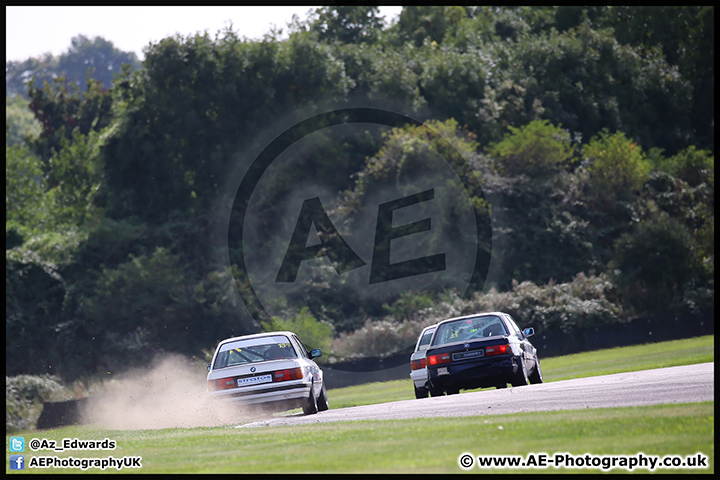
[10,455,25,470]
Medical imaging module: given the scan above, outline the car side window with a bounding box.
[417,329,435,351]
[293,335,309,358]
[504,314,522,336]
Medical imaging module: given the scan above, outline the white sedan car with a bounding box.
[410,324,438,399]
[207,331,328,415]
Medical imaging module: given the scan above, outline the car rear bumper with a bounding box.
[410,370,429,389]
[208,379,312,410]
[428,356,518,390]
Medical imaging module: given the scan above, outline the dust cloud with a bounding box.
[81,354,260,430]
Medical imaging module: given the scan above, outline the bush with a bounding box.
[328,272,625,358]
[485,119,576,177]
[6,374,72,433]
[330,317,428,359]
[479,273,624,334]
[610,212,707,316]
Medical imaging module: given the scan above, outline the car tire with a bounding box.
[429,387,444,397]
[446,388,460,395]
[529,357,543,384]
[414,386,429,399]
[302,382,319,415]
[510,358,529,387]
[496,383,507,389]
[317,383,329,411]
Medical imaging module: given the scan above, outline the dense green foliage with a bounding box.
[6,6,713,381]
[6,374,73,433]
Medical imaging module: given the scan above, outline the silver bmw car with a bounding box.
[207,331,328,415]
[409,324,438,399]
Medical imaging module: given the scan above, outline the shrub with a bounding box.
[327,273,625,358]
[6,374,72,433]
[330,317,428,359]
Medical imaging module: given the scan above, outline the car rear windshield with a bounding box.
[213,335,297,369]
[433,316,508,345]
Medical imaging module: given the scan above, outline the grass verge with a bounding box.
[6,403,713,473]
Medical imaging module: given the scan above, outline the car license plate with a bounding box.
[438,367,449,375]
[452,350,485,361]
[236,374,272,387]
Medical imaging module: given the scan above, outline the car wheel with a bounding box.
[529,357,543,384]
[317,383,329,411]
[446,388,460,395]
[496,383,507,389]
[302,382,319,415]
[414,385,429,399]
[510,358,529,387]
[429,387,444,397]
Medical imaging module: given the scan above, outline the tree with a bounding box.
[663,146,714,189]
[43,129,104,227]
[6,95,41,146]
[610,213,706,315]
[307,6,385,44]
[6,35,140,98]
[261,307,333,357]
[101,30,351,224]
[477,120,592,288]
[6,53,56,99]
[6,258,66,377]
[338,118,491,296]
[640,146,714,289]
[415,46,488,131]
[6,143,45,229]
[27,74,113,165]
[389,6,471,47]
[485,119,576,177]
[582,130,651,204]
[483,21,694,155]
[16,74,110,233]
[56,35,140,91]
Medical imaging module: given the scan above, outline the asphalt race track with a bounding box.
[239,362,714,428]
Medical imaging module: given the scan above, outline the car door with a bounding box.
[292,334,322,385]
[504,314,533,372]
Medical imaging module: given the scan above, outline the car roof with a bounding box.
[435,312,508,326]
[216,331,297,348]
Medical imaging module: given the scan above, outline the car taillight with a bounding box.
[428,353,452,366]
[411,358,426,370]
[273,367,303,382]
[485,344,508,356]
[210,377,236,390]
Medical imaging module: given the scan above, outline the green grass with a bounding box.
[6,403,713,473]
[6,335,714,474]
[327,378,413,409]
[540,334,715,382]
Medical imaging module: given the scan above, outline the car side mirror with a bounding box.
[309,348,322,359]
[523,327,535,338]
